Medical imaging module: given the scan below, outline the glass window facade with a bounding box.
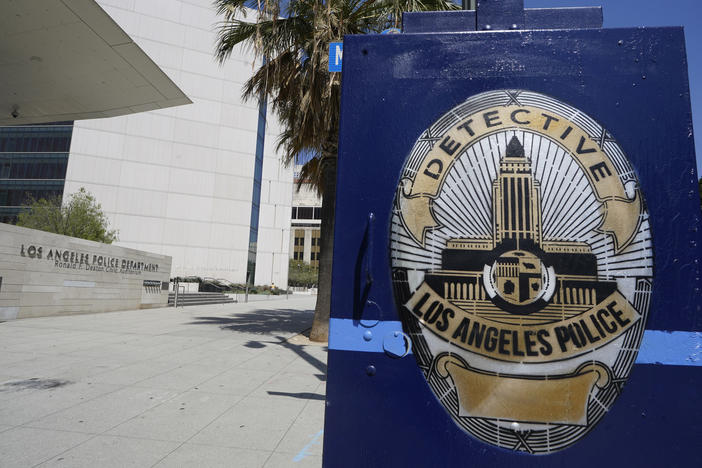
[246,97,267,284]
[0,122,73,223]
[293,229,305,261]
[310,229,321,268]
[291,206,321,220]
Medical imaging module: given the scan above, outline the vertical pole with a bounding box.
[245,272,250,303]
[462,0,476,10]
[173,279,179,308]
[282,228,288,300]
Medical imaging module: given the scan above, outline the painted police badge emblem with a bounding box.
[391,90,653,454]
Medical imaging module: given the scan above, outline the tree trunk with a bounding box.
[309,155,337,342]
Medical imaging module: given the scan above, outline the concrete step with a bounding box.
[167,292,236,307]
[167,298,236,304]
[168,293,231,299]
[168,296,235,301]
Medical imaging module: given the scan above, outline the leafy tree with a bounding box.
[288,259,319,288]
[17,187,118,244]
[215,0,458,342]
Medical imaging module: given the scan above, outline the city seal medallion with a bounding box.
[390,89,653,454]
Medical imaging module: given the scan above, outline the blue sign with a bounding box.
[328,42,343,72]
[325,1,701,467]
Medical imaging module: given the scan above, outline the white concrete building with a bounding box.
[289,165,322,268]
[62,0,293,286]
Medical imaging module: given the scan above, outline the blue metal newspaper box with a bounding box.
[325,1,701,466]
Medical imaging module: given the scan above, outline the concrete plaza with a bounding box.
[0,296,325,467]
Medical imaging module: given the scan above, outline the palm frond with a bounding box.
[215,0,460,191]
[295,156,323,194]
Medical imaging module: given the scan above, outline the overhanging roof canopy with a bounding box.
[0,0,192,125]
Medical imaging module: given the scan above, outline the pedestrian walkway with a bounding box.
[0,296,325,467]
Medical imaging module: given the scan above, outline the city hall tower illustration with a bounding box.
[423,136,617,322]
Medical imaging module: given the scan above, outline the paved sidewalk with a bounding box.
[0,296,325,467]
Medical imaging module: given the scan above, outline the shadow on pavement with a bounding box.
[187,310,328,378]
[188,308,313,335]
[267,391,326,401]
[243,335,328,378]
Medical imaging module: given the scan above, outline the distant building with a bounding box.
[0,122,73,223]
[0,1,293,287]
[290,165,322,269]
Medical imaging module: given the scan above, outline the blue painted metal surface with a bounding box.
[325,3,700,467]
[326,352,700,466]
[381,330,411,358]
[329,318,406,354]
[476,0,526,30]
[403,1,602,33]
[523,6,602,30]
[330,27,701,331]
[403,10,477,33]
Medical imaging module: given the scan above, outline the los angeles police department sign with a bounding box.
[390,90,653,454]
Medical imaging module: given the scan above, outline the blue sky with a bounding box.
[525,0,702,173]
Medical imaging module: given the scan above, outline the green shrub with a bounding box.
[288,259,318,288]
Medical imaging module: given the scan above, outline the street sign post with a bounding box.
[325,1,701,466]
[329,41,343,72]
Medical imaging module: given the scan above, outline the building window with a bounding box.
[293,229,305,262]
[292,206,322,220]
[298,207,313,219]
[310,229,321,268]
[0,122,74,224]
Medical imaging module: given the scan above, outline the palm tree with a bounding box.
[215,0,458,341]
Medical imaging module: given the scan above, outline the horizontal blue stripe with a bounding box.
[329,318,407,354]
[329,318,701,367]
[636,330,701,366]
